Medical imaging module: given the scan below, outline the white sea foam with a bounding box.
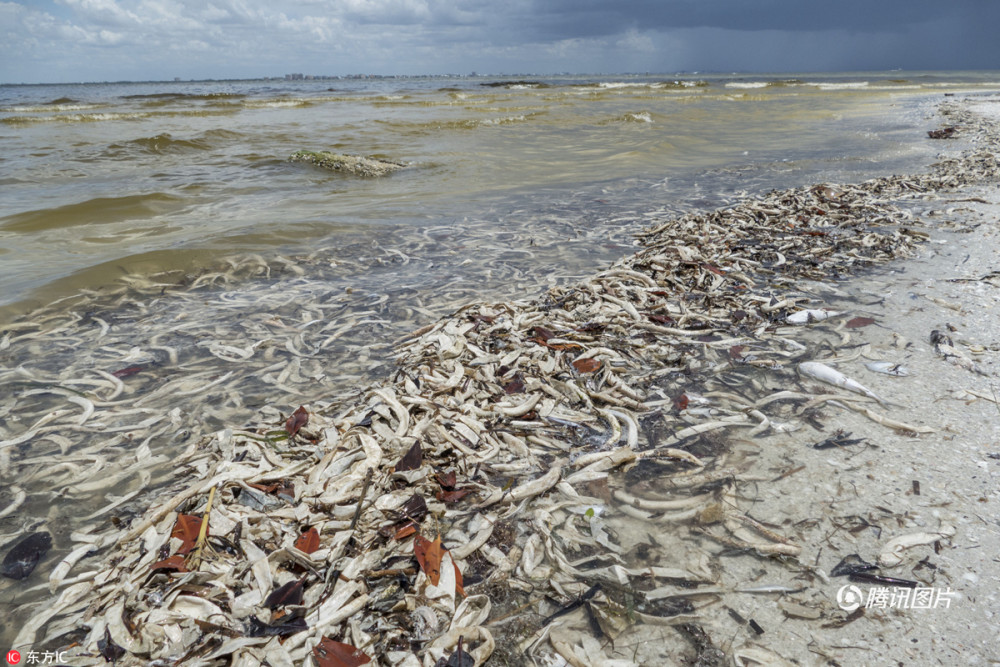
[815,82,869,90]
[1,103,103,113]
[479,114,528,126]
[623,111,652,123]
[2,112,151,124]
[242,99,310,108]
[597,82,649,89]
[725,82,770,89]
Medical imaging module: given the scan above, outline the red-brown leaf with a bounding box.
[701,263,725,276]
[436,489,473,503]
[171,514,204,555]
[648,314,675,326]
[673,394,689,412]
[547,341,583,351]
[248,482,279,494]
[285,406,309,437]
[729,345,746,360]
[436,471,457,490]
[312,638,371,667]
[845,317,876,329]
[528,326,555,341]
[572,358,601,374]
[394,441,423,472]
[414,534,444,586]
[398,494,429,521]
[502,374,525,395]
[264,579,305,609]
[293,527,320,554]
[149,555,188,573]
[393,523,418,540]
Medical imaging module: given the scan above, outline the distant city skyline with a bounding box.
[2,0,999,85]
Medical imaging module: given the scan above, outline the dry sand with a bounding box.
[681,188,1000,666]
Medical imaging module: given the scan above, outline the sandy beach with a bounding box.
[4,93,1000,667]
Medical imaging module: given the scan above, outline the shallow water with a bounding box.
[3,71,999,316]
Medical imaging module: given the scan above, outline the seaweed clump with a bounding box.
[289,150,406,177]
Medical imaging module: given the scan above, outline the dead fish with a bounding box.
[786,309,841,325]
[864,361,910,377]
[798,361,887,405]
[930,330,983,374]
[2,531,52,580]
[879,525,956,567]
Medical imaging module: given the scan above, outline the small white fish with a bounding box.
[786,309,842,325]
[865,361,910,377]
[879,525,956,567]
[798,361,887,405]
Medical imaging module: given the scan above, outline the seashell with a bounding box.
[865,360,910,376]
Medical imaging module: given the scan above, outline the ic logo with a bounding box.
[837,584,865,611]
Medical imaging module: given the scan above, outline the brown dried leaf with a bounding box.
[395,440,423,472]
[414,534,444,586]
[248,482,279,494]
[285,405,309,437]
[293,527,320,554]
[701,262,725,276]
[648,314,675,326]
[393,523,418,540]
[502,373,525,395]
[547,341,583,351]
[312,638,372,667]
[435,470,457,490]
[572,358,601,374]
[436,489,473,503]
[846,316,876,329]
[397,494,429,522]
[528,326,555,341]
[149,555,188,573]
[171,514,204,555]
[264,579,305,609]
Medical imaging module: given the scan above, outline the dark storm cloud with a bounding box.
[2,0,1000,83]
[521,0,997,39]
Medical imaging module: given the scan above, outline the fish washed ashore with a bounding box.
[8,99,1000,665]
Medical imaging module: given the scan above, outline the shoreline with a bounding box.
[5,96,1000,665]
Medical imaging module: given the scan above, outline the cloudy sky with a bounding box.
[2,0,999,83]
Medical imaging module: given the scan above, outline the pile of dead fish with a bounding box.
[8,101,1000,666]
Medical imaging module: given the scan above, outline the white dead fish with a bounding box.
[786,309,841,325]
[879,525,956,567]
[865,361,910,377]
[930,330,984,374]
[798,361,887,405]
